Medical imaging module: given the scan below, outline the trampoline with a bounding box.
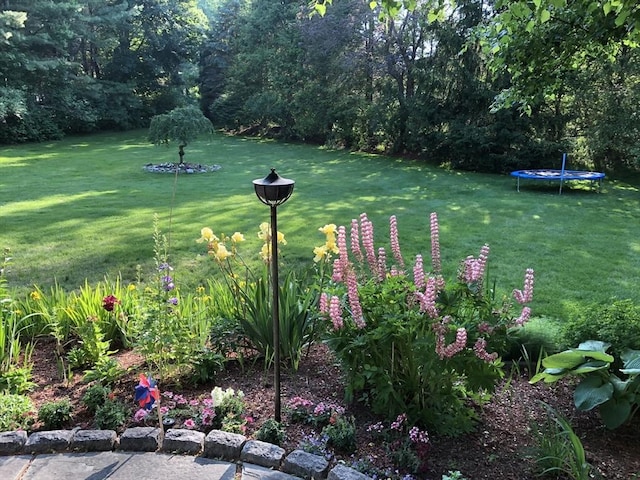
[511,154,605,194]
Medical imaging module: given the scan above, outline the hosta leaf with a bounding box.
[621,349,640,373]
[577,340,611,353]
[574,376,613,411]
[572,360,609,374]
[599,397,631,429]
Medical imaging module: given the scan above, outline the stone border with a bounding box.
[0,429,371,480]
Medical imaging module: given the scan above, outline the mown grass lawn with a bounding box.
[1,129,639,324]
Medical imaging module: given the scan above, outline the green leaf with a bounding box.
[369,1,378,9]
[533,0,541,8]
[572,360,609,374]
[540,9,551,22]
[599,397,632,429]
[574,376,613,411]
[542,350,590,369]
[577,340,611,352]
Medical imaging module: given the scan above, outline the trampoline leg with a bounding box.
[516,178,520,192]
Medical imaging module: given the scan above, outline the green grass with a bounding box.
[1,129,639,322]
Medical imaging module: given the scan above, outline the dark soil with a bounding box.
[28,341,640,479]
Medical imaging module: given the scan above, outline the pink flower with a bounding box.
[377,247,387,281]
[513,268,535,304]
[360,213,377,275]
[409,426,430,446]
[189,399,200,407]
[201,408,215,426]
[329,295,344,330]
[430,213,441,273]
[389,215,404,269]
[183,418,196,429]
[350,219,363,262]
[202,398,213,408]
[162,391,174,399]
[514,306,532,326]
[461,244,490,283]
[102,294,120,312]
[319,292,329,314]
[133,408,148,423]
[346,270,365,328]
[434,323,467,359]
[331,258,343,282]
[160,406,169,415]
[416,276,439,318]
[391,413,407,430]
[413,254,425,289]
[337,225,350,275]
[474,337,499,362]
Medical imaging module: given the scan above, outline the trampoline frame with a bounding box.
[510,154,605,194]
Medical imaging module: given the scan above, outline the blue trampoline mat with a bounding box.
[511,169,605,180]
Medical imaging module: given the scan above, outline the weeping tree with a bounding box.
[148,105,214,164]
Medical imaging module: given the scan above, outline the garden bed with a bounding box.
[26,341,640,479]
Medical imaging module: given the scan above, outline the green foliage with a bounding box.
[0,394,35,432]
[531,341,640,429]
[198,227,320,371]
[322,416,356,454]
[83,357,126,386]
[82,383,112,414]
[148,106,213,163]
[531,403,593,480]
[321,214,534,436]
[0,251,36,394]
[38,398,73,430]
[94,399,129,431]
[563,299,640,354]
[255,418,286,446]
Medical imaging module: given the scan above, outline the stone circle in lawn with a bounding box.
[143,163,222,174]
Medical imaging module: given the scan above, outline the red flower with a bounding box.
[102,295,120,312]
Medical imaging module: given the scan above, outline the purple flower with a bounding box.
[168,297,178,305]
[158,263,173,272]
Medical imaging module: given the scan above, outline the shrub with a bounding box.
[255,418,286,445]
[563,299,640,354]
[38,398,73,429]
[318,213,535,436]
[94,399,128,431]
[322,415,356,454]
[0,394,35,431]
[82,383,111,414]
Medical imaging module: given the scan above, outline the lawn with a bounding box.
[1,129,639,323]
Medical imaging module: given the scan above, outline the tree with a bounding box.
[147,105,214,164]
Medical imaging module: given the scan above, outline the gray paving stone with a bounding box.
[0,431,27,454]
[119,427,161,452]
[24,430,74,454]
[242,462,299,480]
[327,464,373,480]
[241,440,285,469]
[162,428,205,454]
[282,450,329,479]
[0,455,32,480]
[71,429,117,451]
[204,429,247,460]
[19,452,237,480]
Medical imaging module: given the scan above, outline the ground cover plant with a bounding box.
[1,131,640,478]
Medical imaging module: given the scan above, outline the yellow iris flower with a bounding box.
[231,232,245,243]
[197,227,217,243]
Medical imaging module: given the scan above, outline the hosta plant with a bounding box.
[531,340,640,429]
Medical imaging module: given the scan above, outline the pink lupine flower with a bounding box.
[514,306,531,326]
[513,268,535,304]
[477,322,494,335]
[414,254,425,289]
[461,244,490,283]
[473,337,499,362]
[331,258,343,282]
[319,292,329,314]
[430,213,441,273]
[329,295,344,330]
[389,215,404,269]
[435,323,467,359]
[350,218,363,262]
[377,247,387,281]
[360,213,377,275]
[346,270,365,328]
[416,276,439,318]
